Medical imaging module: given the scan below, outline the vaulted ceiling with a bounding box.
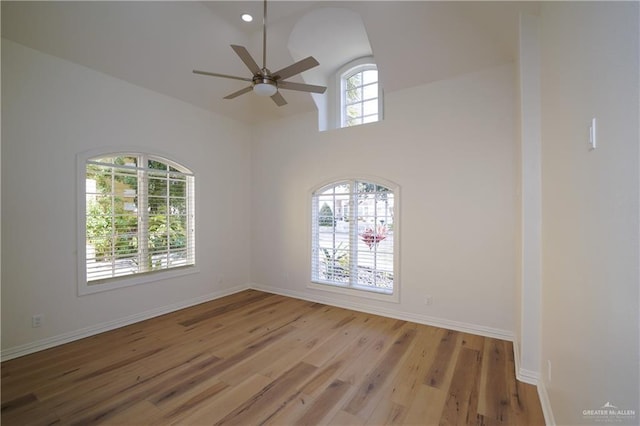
[1,1,540,124]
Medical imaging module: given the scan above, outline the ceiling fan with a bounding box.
[193,0,327,106]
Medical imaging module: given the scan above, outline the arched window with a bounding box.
[340,62,383,128]
[80,152,195,294]
[311,178,398,298]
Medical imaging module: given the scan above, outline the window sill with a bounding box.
[308,280,399,303]
[78,266,199,296]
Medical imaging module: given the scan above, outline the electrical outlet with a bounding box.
[32,314,43,328]
[424,295,433,306]
[589,118,597,150]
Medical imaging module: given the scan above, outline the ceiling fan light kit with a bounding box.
[253,82,277,97]
[252,72,278,97]
[193,0,326,106]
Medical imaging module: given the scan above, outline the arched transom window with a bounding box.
[341,64,382,128]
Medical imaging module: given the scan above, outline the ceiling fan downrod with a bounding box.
[262,0,267,71]
[191,0,327,106]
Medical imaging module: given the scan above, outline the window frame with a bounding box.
[338,58,384,129]
[77,149,198,295]
[309,177,400,303]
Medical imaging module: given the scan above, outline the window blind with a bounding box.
[311,179,395,294]
[85,154,195,283]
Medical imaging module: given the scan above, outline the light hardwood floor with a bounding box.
[1,290,545,425]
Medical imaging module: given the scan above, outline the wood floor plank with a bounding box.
[389,325,440,406]
[0,398,60,426]
[256,309,361,382]
[301,356,345,396]
[509,379,545,426]
[0,290,545,426]
[365,326,441,425]
[214,336,298,386]
[331,409,366,426]
[302,312,380,368]
[1,393,38,413]
[159,380,229,420]
[461,332,486,352]
[424,328,459,389]
[214,361,317,426]
[299,314,397,399]
[261,391,316,426]
[440,347,483,425]
[343,326,417,418]
[41,357,165,420]
[366,398,407,426]
[46,351,218,420]
[337,318,408,386]
[170,374,273,425]
[403,383,448,426]
[97,400,164,425]
[293,379,351,426]
[146,356,226,406]
[206,299,321,360]
[178,291,274,327]
[479,338,511,425]
[2,331,165,401]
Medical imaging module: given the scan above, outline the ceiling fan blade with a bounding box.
[272,56,320,81]
[271,91,287,106]
[230,45,262,75]
[193,70,252,82]
[224,86,254,99]
[278,81,327,94]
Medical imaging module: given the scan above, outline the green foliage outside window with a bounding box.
[86,156,188,269]
[318,202,335,227]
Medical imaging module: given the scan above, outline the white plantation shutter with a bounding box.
[85,154,195,284]
[311,179,396,295]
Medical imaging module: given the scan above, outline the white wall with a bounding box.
[539,2,639,425]
[1,39,519,357]
[250,63,518,337]
[1,40,252,355]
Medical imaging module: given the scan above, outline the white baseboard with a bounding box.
[518,367,540,385]
[513,340,540,385]
[537,380,556,426]
[1,284,249,362]
[513,338,522,377]
[249,283,514,341]
[1,282,512,361]
[3,281,554,423]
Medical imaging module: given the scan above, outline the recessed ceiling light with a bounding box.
[241,13,253,23]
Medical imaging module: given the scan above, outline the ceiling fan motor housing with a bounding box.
[252,74,278,96]
[193,0,325,105]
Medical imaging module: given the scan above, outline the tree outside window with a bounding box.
[85,154,195,283]
[342,65,380,127]
[311,179,397,295]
